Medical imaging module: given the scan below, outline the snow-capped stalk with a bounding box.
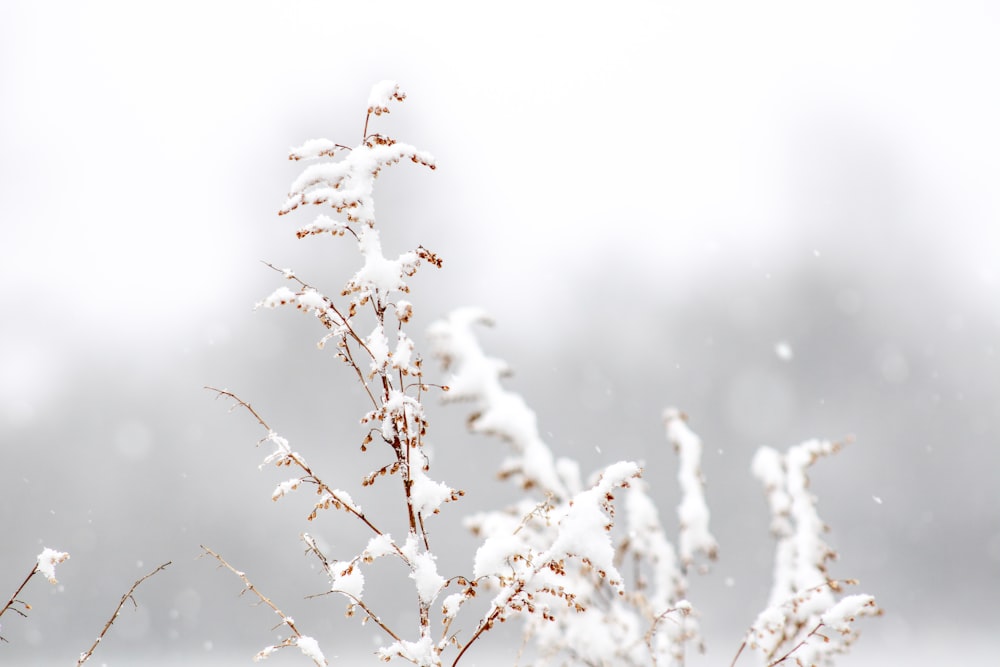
[429,312,710,667]
[0,549,71,643]
[663,409,719,572]
[735,440,882,666]
[212,82,464,667]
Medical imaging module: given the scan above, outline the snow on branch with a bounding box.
[1,548,71,643]
[367,80,406,116]
[663,408,719,571]
[430,310,713,666]
[36,548,70,584]
[201,546,327,666]
[428,307,575,499]
[741,439,881,666]
[280,137,435,225]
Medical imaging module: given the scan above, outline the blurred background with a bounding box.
[2,1,998,665]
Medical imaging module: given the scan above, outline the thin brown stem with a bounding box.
[201,546,326,666]
[206,386,391,541]
[451,580,524,667]
[767,621,825,667]
[339,342,380,410]
[0,563,39,635]
[300,535,402,642]
[729,639,748,667]
[76,561,171,665]
[260,261,373,356]
[201,548,296,628]
[643,606,688,667]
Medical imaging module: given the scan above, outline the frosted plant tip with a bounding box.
[36,548,70,584]
[368,80,405,116]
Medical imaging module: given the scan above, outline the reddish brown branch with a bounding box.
[0,563,40,640]
[205,387,395,545]
[76,561,171,665]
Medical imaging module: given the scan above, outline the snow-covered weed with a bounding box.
[206,82,880,667]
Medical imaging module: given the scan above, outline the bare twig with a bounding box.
[729,639,748,667]
[0,564,40,641]
[200,545,326,666]
[76,561,171,666]
[205,386,392,541]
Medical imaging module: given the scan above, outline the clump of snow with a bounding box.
[377,635,436,666]
[391,331,416,374]
[366,322,390,374]
[329,489,361,514]
[427,308,570,498]
[407,443,456,517]
[394,300,413,322]
[546,461,639,594]
[271,477,302,501]
[258,431,306,470]
[279,143,435,226]
[296,214,348,238]
[288,137,338,161]
[664,408,719,568]
[624,481,684,610]
[331,561,364,599]
[367,80,405,116]
[36,548,70,584]
[256,286,297,309]
[822,594,878,632]
[441,592,465,620]
[473,532,526,579]
[253,644,277,662]
[400,535,445,605]
[362,533,396,561]
[294,635,326,665]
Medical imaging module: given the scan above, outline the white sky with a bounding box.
[2,0,998,374]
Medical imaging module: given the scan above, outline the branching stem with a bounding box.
[0,564,39,636]
[76,561,171,666]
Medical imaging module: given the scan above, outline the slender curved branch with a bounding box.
[76,561,171,665]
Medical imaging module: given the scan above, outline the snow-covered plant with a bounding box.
[731,441,882,666]
[209,82,878,667]
[430,315,880,667]
[427,310,718,666]
[208,81,680,667]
